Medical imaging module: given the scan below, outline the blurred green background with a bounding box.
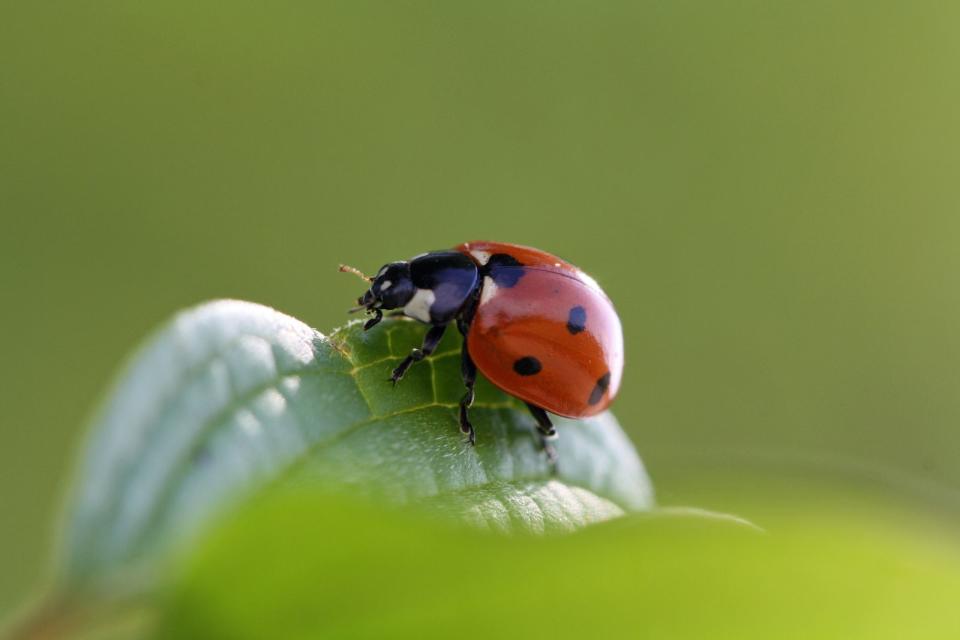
[3,0,960,619]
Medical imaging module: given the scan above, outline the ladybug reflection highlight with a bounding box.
[342,241,623,463]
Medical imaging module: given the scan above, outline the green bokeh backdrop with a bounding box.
[3,0,960,617]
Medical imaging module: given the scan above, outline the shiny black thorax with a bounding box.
[408,251,479,324]
[358,250,527,327]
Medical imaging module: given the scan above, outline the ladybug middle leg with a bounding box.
[391,324,447,384]
[455,304,479,445]
[457,337,477,446]
[525,402,559,467]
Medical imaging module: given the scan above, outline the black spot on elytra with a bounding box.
[486,253,526,288]
[566,305,587,334]
[513,356,542,376]
[588,371,611,405]
[487,253,523,268]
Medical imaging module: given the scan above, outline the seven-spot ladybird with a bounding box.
[341,241,623,461]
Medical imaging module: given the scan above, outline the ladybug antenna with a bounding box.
[338,264,372,282]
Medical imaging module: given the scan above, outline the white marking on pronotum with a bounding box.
[470,250,492,265]
[380,280,392,291]
[404,288,436,322]
[479,276,498,306]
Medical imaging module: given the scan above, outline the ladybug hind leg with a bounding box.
[524,403,559,469]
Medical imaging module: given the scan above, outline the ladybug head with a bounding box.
[357,261,416,311]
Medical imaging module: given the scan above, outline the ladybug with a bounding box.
[341,241,623,461]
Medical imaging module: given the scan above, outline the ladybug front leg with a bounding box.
[524,403,559,468]
[363,308,383,331]
[390,324,447,385]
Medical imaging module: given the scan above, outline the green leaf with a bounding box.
[59,300,653,590]
[160,491,960,640]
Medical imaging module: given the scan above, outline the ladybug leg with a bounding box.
[458,339,477,446]
[524,402,559,468]
[363,308,383,331]
[390,324,447,385]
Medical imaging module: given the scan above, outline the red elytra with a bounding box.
[456,241,624,418]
